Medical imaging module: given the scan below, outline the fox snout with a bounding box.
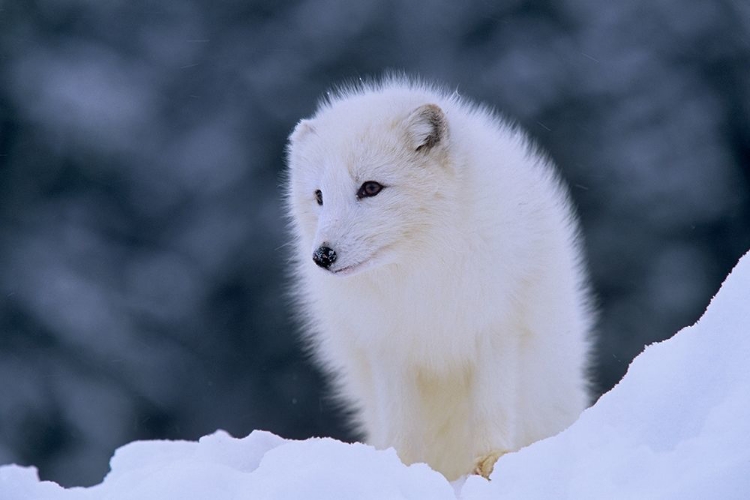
[312,245,337,270]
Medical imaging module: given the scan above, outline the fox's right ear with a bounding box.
[290,119,315,143]
[405,104,447,153]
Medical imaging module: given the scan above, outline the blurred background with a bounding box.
[1,0,749,487]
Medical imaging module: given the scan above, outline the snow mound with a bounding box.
[3,251,750,499]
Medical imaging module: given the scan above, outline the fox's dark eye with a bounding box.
[357,181,384,199]
[315,190,323,206]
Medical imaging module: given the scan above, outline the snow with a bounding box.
[3,250,750,499]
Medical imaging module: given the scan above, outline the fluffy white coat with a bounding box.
[285,77,592,480]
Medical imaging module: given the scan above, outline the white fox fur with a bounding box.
[285,76,592,480]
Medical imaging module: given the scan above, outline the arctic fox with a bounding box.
[285,77,592,480]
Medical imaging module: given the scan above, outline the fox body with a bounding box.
[285,77,592,480]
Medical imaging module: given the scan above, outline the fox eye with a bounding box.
[315,190,323,206]
[357,181,384,199]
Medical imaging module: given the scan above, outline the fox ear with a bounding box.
[405,104,447,153]
[290,119,315,143]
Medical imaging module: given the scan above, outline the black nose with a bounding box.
[312,245,337,269]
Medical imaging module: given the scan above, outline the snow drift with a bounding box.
[2,250,749,499]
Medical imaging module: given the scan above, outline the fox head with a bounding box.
[286,89,455,278]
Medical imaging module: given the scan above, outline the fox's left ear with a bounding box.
[405,104,448,153]
[289,119,315,143]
